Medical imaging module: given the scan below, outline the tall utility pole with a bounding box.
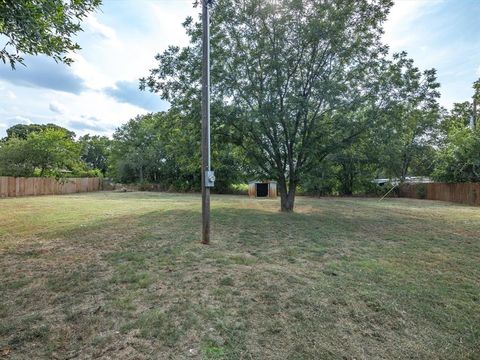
[473,96,477,129]
[201,0,214,244]
[471,92,478,129]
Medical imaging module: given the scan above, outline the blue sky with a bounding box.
[0,0,479,138]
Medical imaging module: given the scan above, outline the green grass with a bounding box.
[0,192,479,359]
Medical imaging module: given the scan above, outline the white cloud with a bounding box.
[49,101,66,114]
[383,0,442,51]
[0,115,31,130]
[67,1,196,94]
[6,90,16,100]
[11,115,31,124]
[85,15,118,43]
[381,0,480,109]
[7,90,17,100]
[69,53,113,90]
[43,90,150,137]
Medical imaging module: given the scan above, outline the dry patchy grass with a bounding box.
[0,192,479,359]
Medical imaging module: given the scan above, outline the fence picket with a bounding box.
[399,183,480,206]
[0,177,101,198]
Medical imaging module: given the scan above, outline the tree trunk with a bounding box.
[279,178,296,212]
[400,158,410,183]
[347,170,354,196]
[340,164,353,195]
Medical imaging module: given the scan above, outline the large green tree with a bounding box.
[142,0,394,211]
[110,111,247,192]
[0,128,82,177]
[320,53,441,189]
[433,127,480,182]
[299,119,384,197]
[0,0,101,68]
[79,134,111,175]
[379,54,439,182]
[5,123,75,140]
[110,113,165,184]
[433,78,480,182]
[0,136,35,176]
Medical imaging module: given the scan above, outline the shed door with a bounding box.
[256,183,268,197]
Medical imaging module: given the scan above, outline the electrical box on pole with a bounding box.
[205,170,215,187]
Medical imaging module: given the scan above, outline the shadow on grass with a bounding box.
[1,201,479,359]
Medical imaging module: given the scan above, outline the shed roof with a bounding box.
[248,180,277,184]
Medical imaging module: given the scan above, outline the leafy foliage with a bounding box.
[0,127,97,178]
[109,111,247,192]
[0,136,36,177]
[79,134,111,175]
[0,0,477,196]
[434,126,480,182]
[5,123,75,140]
[142,0,395,210]
[433,78,480,183]
[376,53,440,181]
[0,0,101,68]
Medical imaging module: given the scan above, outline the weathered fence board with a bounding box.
[399,183,480,206]
[0,177,101,198]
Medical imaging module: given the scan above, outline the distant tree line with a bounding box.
[138,0,480,210]
[1,0,479,212]
[1,76,478,192]
[108,111,249,193]
[0,124,108,178]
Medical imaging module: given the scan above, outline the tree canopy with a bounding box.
[1,1,477,205]
[0,128,81,177]
[0,125,101,178]
[142,0,396,211]
[0,0,101,68]
[433,78,480,182]
[5,123,75,140]
[109,111,247,192]
[79,134,111,176]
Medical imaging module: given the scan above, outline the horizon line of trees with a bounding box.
[0,124,108,179]
[1,0,479,211]
[137,0,479,211]
[1,75,478,194]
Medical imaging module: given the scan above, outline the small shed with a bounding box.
[248,180,277,198]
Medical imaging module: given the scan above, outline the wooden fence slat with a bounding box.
[400,183,480,206]
[0,177,101,198]
[7,177,16,197]
[0,177,8,198]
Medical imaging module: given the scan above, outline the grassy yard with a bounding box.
[0,192,479,359]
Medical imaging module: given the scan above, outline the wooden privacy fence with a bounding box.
[0,177,101,198]
[399,182,480,206]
